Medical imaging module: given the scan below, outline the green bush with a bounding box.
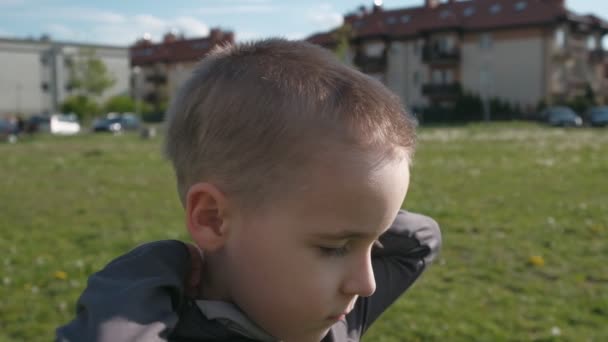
[104,95,152,115]
[60,95,100,120]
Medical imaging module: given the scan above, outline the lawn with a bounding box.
[0,123,606,341]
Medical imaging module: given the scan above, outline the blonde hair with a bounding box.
[164,38,416,208]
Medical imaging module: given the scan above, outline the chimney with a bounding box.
[209,28,223,42]
[425,0,440,9]
[224,32,235,43]
[373,0,383,13]
[163,32,177,43]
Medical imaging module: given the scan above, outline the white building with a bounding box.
[0,37,129,116]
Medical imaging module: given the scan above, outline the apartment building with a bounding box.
[129,28,234,111]
[0,37,129,116]
[308,0,608,112]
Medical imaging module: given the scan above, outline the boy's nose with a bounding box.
[342,255,376,298]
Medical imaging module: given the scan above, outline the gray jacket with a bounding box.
[56,210,441,341]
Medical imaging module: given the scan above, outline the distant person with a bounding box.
[16,115,25,134]
[56,39,442,342]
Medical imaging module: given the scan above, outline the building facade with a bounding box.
[0,37,129,116]
[130,28,235,112]
[308,0,608,113]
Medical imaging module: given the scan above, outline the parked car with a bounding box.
[26,114,81,135]
[0,118,18,143]
[92,113,141,133]
[585,106,608,127]
[541,107,583,127]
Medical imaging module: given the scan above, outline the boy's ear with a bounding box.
[185,182,230,252]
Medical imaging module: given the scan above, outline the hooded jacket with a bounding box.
[56,210,441,342]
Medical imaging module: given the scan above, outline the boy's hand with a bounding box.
[184,243,204,298]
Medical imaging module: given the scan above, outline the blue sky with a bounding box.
[0,0,605,46]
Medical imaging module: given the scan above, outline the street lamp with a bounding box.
[132,66,142,117]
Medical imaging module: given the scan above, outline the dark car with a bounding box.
[586,107,608,127]
[0,118,18,143]
[92,113,141,133]
[541,107,583,127]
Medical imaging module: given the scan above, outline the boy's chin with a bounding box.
[271,326,331,342]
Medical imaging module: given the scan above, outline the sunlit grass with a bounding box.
[1,123,606,341]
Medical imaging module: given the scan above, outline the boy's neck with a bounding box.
[199,254,231,301]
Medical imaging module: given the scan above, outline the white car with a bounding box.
[36,114,81,135]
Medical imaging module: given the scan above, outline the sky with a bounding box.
[0,0,605,46]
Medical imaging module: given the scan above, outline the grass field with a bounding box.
[0,123,606,341]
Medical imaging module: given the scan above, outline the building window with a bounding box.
[41,82,49,92]
[438,36,455,52]
[386,16,397,25]
[587,36,597,50]
[480,67,491,86]
[64,56,73,67]
[414,40,422,56]
[413,71,420,85]
[432,70,443,84]
[445,70,454,83]
[464,7,475,17]
[490,4,502,14]
[40,56,48,65]
[480,33,492,49]
[440,10,451,19]
[555,28,566,48]
[515,1,527,11]
[192,41,209,49]
[401,15,411,23]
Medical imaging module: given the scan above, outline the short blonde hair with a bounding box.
[164,38,416,208]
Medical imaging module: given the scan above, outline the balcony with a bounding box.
[146,73,167,84]
[589,49,605,64]
[354,53,387,74]
[422,46,460,65]
[422,82,462,99]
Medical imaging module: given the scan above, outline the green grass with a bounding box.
[1,123,607,341]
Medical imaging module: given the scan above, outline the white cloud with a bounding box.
[43,7,126,24]
[174,16,210,36]
[307,3,343,29]
[47,24,78,38]
[0,27,12,37]
[235,31,265,41]
[284,32,306,40]
[85,14,210,45]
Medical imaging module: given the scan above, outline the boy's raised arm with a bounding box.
[56,240,192,342]
[347,210,442,336]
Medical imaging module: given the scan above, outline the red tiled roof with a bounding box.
[307,31,337,48]
[307,0,608,43]
[130,33,234,66]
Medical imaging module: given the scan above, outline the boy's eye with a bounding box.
[317,240,381,257]
[318,245,349,257]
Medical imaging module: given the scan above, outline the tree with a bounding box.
[67,48,116,97]
[333,23,353,63]
[104,95,152,114]
[60,95,100,120]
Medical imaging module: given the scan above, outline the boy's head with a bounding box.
[165,38,415,210]
[164,39,417,341]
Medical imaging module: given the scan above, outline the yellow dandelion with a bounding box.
[528,255,545,267]
[54,270,68,280]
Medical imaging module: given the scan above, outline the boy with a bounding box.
[57,39,441,342]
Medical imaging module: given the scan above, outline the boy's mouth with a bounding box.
[327,314,346,322]
[327,309,352,322]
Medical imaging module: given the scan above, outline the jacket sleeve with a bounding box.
[55,240,192,342]
[347,210,442,336]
